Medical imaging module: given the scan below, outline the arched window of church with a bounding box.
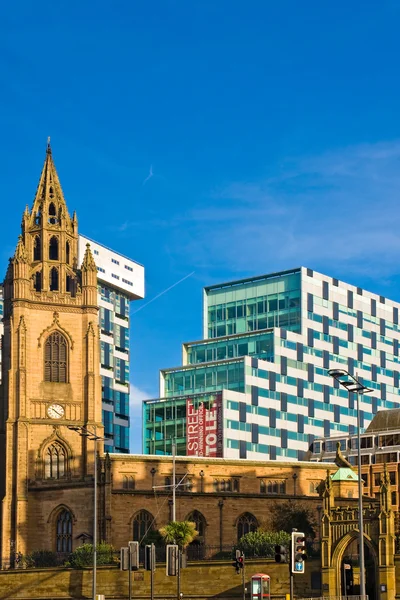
[237,512,258,541]
[66,241,70,265]
[56,509,72,553]
[49,202,57,224]
[44,331,68,383]
[34,271,42,292]
[186,510,206,540]
[50,267,59,291]
[45,442,67,479]
[49,236,59,260]
[33,236,41,261]
[132,510,154,542]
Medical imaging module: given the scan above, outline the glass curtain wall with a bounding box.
[163,359,245,397]
[144,392,220,455]
[206,271,301,338]
[185,331,274,365]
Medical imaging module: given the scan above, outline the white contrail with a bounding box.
[132,271,195,314]
[142,164,154,186]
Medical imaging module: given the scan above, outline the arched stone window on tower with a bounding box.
[132,510,155,543]
[49,202,57,225]
[33,236,41,261]
[50,267,59,291]
[56,509,72,553]
[49,236,59,260]
[44,331,68,383]
[237,512,258,541]
[66,240,70,265]
[34,271,42,292]
[45,442,67,479]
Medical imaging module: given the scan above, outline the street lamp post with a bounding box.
[328,369,372,599]
[68,425,105,600]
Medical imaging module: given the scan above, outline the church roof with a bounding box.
[331,467,359,482]
[366,408,400,432]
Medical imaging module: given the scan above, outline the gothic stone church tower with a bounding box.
[0,143,103,567]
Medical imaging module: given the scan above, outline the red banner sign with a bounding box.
[186,393,223,457]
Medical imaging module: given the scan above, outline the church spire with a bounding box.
[8,141,80,297]
[29,139,71,227]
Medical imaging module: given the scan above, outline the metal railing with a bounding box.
[7,542,323,569]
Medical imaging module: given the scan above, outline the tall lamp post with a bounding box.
[328,369,372,599]
[68,425,105,600]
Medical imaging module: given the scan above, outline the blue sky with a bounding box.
[2,2,400,452]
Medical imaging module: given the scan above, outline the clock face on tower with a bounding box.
[47,403,65,419]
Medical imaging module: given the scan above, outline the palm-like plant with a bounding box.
[159,521,198,550]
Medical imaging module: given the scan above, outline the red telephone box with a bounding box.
[251,574,270,600]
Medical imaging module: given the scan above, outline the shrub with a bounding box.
[24,550,60,568]
[236,530,290,558]
[66,542,115,569]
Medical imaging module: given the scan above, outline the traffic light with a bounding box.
[145,544,156,571]
[274,544,287,563]
[166,544,179,576]
[232,549,244,574]
[291,532,306,574]
[128,541,139,570]
[120,547,129,571]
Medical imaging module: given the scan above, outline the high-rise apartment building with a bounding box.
[143,267,400,461]
[78,236,144,453]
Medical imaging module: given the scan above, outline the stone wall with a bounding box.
[0,559,322,600]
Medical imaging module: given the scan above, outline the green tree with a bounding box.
[267,500,318,538]
[159,521,198,550]
[236,530,290,558]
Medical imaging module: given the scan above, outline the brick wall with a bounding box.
[0,559,322,599]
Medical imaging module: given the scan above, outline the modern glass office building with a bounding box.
[143,267,400,461]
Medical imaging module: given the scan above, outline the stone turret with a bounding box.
[12,236,30,299]
[81,243,98,306]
